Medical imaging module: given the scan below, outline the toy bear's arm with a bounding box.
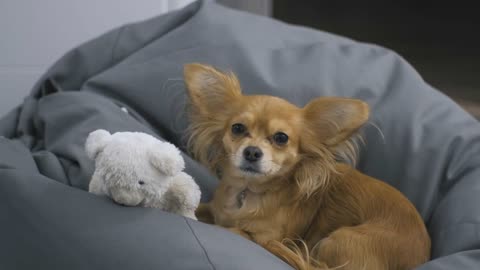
[163,172,201,220]
[88,172,108,195]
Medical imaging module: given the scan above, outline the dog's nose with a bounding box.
[243,146,263,162]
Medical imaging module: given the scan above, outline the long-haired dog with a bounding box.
[183,63,430,270]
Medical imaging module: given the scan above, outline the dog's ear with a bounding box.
[183,63,242,115]
[85,129,112,160]
[303,97,369,147]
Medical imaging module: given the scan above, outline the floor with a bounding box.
[273,1,480,118]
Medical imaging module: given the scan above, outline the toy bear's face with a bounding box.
[86,130,185,207]
[94,141,164,206]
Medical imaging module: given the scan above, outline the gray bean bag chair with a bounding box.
[1,0,479,269]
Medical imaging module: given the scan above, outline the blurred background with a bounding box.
[223,0,480,118]
[277,1,480,118]
[1,0,478,118]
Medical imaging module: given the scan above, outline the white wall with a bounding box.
[0,0,194,116]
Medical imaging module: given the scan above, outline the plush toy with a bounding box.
[85,129,201,220]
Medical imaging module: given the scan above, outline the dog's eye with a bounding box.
[231,123,246,135]
[273,132,289,145]
[138,180,145,185]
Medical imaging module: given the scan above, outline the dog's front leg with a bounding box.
[227,227,254,240]
[195,203,215,224]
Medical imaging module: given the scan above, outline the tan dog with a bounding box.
[184,63,430,270]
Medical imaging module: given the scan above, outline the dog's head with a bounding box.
[184,63,369,192]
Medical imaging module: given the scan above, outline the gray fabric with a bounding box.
[1,0,479,269]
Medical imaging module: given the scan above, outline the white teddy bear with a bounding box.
[85,129,201,220]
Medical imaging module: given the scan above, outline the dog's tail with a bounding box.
[263,239,328,270]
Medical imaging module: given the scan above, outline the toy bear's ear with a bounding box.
[85,129,112,160]
[148,141,185,176]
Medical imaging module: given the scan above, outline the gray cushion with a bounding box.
[1,0,479,269]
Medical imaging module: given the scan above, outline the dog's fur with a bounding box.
[184,63,431,270]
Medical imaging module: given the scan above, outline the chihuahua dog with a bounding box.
[183,63,430,270]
